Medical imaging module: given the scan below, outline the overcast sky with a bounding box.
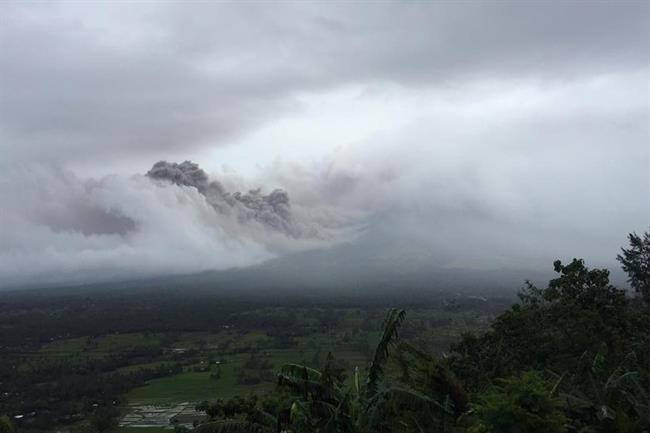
[1,1,648,288]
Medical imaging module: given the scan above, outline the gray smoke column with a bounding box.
[147,161,300,237]
[147,160,211,192]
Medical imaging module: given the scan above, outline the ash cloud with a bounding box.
[147,161,212,193]
[146,161,302,238]
[0,162,342,289]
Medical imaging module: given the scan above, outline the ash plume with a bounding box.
[147,160,211,193]
[147,161,299,237]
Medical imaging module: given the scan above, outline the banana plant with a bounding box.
[551,351,650,432]
[276,309,463,433]
[194,309,467,433]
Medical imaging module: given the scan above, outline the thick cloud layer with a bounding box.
[0,163,345,288]
[0,2,648,289]
[1,2,647,166]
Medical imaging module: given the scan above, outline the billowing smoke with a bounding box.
[147,160,212,193]
[146,161,302,238]
[0,161,345,289]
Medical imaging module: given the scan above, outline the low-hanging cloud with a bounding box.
[261,74,650,273]
[0,162,347,289]
[2,71,648,289]
[0,2,648,289]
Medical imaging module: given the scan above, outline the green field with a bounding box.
[98,333,162,350]
[26,315,458,408]
[33,329,370,405]
[118,427,172,433]
[127,372,221,404]
[125,343,369,404]
[209,358,274,399]
[40,332,162,356]
[117,360,173,373]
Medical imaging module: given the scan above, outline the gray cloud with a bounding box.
[264,74,650,270]
[1,2,647,164]
[147,160,310,237]
[0,1,648,288]
[0,163,344,288]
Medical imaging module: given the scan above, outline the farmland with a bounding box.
[0,287,509,431]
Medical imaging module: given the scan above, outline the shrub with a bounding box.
[467,371,566,433]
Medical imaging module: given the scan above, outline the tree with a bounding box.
[0,416,15,433]
[273,309,462,433]
[466,372,567,433]
[195,395,277,433]
[89,407,119,433]
[556,351,650,433]
[617,230,650,303]
[450,259,632,391]
[521,259,626,310]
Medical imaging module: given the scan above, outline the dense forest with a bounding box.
[1,230,648,433]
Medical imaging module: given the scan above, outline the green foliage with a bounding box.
[269,309,466,433]
[170,240,650,432]
[451,258,635,391]
[198,394,277,433]
[394,341,468,416]
[0,416,15,433]
[521,258,627,311]
[276,354,353,433]
[617,229,650,303]
[89,406,119,432]
[195,421,273,433]
[556,351,650,432]
[10,236,648,433]
[365,308,405,398]
[188,256,647,433]
[466,372,567,433]
[67,407,120,433]
[449,251,649,432]
[204,396,258,419]
[362,385,454,432]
